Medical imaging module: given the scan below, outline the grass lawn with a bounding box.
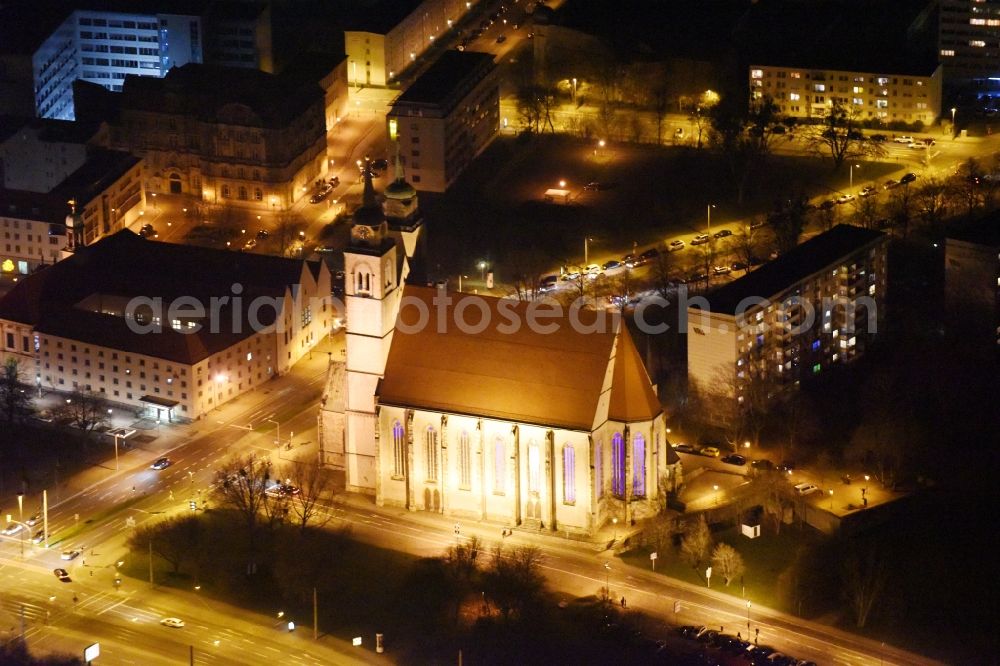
[422,134,900,278]
[620,524,817,613]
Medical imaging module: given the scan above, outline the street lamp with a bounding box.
[604,562,611,600]
[266,418,281,450]
[706,204,715,235]
[864,474,870,493]
[612,517,618,541]
[746,600,751,634]
[850,163,860,190]
[478,260,487,281]
[950,107,957,136]
[584,237,593,265]
[828,489,834,510]
[572,77,577,103]
[713,484,719,505]
[112,432,125,471]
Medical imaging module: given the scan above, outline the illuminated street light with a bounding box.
[950,107,957,136]
[707,203,716,235]
[612,517,618,541]
[713,484,719,505]
[558,179,566,188]
[829,489,834,510]
[850,163,860,190]
[747,600,751,633]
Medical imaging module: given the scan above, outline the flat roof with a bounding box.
[0,189,68,226]
[392,51,495,112]
[344,0,424,35]
[695,225,886,315]
[947,214,1000,248]
[51,149,141,205]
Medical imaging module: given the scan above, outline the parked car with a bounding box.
[621,254,637,268]
[24,514,40,527]
[672,443,696,454]
[869,133,887,142]
[53,568,72,582]
[883,179,900,190]
[751,459,775,471]
[777,460,796,473]
[309,184,333,204]
[160,617,185,628]
[699,446,721,458]
[730,260,747,272]
[690,233,710,246]
[495,34,506,43]
[585,263,602,275]
[602,260,621,271]
[713,229,733,239]
[893,135,914,144]
[721,453,747,466]
[584,181,606,191]
[256,229,269,240]
[836,194,856,204]
[859,185,877,197]
[61,548,82,560]
[139,224,158,239]
[370,158,389,172]
[539,275,559,291]
[712,265,731,275]
[794,482,819,496]
[668,240,685,252]
[243,238,258,250]
[678,625,705,639]
[900,172,918,184]
[1,524,23,536]
[561,271,581,281]
[639,248,660,261]
[151,457,172,470]
[921,137,936,146]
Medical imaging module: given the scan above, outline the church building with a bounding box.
[322,152,680,536]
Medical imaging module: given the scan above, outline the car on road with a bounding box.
[836,194,856,204]
[583,181,607,191]
[495,34,506,43]
[601,260,621,271]
[668,240,685,252]
[713,229,732,239]
[265,483,301,498]
[712,265,731,276]
[243,238,257,250]
[256,229,269,240]
[639,248,660,262]
[24,514,40,527]
[900,172,918,184]
[139,224,158,239]
[32,530,46,544]
[690,233,710,245]
[699,446,721,458]
[1,523,23,536]
[671,443,696,454]
[794,482,819,496]
[678,625,705,639]
[869,133,887,143]
[61,548,82,560]
[309,184,333,204]
[859,185,877,197]
[151,457,172,470]
[53,568,72,582]
[893,135,914,144]
[777,460,796,474]
[883,179,900,190]
[160,617,185,628]
[751,459,775,471]
[721,453,747,466]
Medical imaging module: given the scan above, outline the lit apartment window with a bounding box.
[853,98,863,105]
[751,69,763,79]
[852,86,863,93]
[790,72,800,79]
[970,18,986,25]
[814,84,825,92]
[940,49,955,57]
[969,40,986,47]
[789,93,800,101]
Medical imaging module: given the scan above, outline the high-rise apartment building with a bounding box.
[945,218,1000,355]
[938,0,1000,84]
[687,225,888,403]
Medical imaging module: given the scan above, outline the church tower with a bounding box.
[342,159,400,493]
[383,142,424,268]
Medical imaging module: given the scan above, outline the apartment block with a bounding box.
[345,0,478,87]
[386,51,498,192]
[938,0,1000,84]
[0,190,69,274]
[688,225,888,402]
[750,63,942,126]
[945,218,1000,354]
[0,230,332,421]
[0,118,107,192]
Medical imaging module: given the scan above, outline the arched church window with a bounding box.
[595,439,603,498]
[392,420,404,478]
[493,436,506,494]
[426,427,438,482]
[632,433,646,497]
[563,445,576,504]
[527,441,540,495]
[459,431,471,488]
[611,432,625,497]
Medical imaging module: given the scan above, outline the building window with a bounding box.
[458,431,471,488]
[527,441,540,495]
[493,437,506,494]
[611,432,625,497]
[221,184,231,198]
[595,440,603,498]
[632,434,646,497]
[563,445,576,504]
[392,420,404,478]
[425,427,438,482]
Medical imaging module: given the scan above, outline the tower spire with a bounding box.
[393,141,405,183]
[361,156,377,209]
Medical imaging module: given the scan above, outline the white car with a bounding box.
[61,548,82,561]
[160,617,185,628]
[794,482,819,496]
[712,265,731,275]
[585,264,602,275]
[893,135,914,144]
[836,194,856,205]
[690,233,710,246]
[1,524,23,536]
[668,240,685,252]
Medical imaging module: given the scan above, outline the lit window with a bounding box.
[940,49,955,57]
[632,434,646,497]
[425,427,438,482]
[789,92,800,101]
[813,364,821,373]
[853,98,863,105]
[970,18,986,25]
[459,431,471,488]
[527,441,540,494]
[392,421,404,477]
[493,437,506,493]
[852,86,863,93]
[611,433,625,498]
[751,69,763,79]
[970,40,986,47]
[790,72,800,79]
[594,440,603,498]
[814,84,825,92]
[563,445,576,504]
[246,352,252,361]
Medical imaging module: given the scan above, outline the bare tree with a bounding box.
[680,513,712,568]
[769,196,810,254]
[213,453,274,549]
[806,102,884,168]
[274,211,306,257]
[0,358,32,424]
[443,535,482,623]
[887,184,916,238]
[710,543,745,586]
[642,513,681,555]
[851,193,881,230]
[484,543,545,621]
[507,245,552,301]
[650,248,678,299]
[948,158,986,218]
[127,514,203,574]
[841,540,887,628]
[914,177,950,230]
[733,220,763,273]
[282,460,334,533]
[54,389,109,436]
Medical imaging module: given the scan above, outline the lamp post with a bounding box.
[828,489,834,511]
[713,484,719,505]
[950,107,957,136]
[478,260,487,281]
[584,237,593,265]
[864,474,870,493]
[707,204,715,235]
[850,163,860,190]
[604,562,611,600]
[612,517,618,541]
[571,77,577,103]
[112,432,124,471]
[266,418,281,450]
[746,600,751,634]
